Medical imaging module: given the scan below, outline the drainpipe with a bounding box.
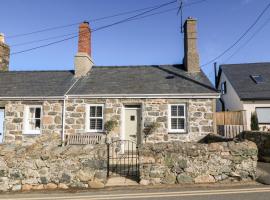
[61,95,67,145]
[61,78,81,145]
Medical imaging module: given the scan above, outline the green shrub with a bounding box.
[143,122,160,140]
[104,120,118,134]
[251,112,259,131]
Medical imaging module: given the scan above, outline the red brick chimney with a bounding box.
[75,21,94,78]
[78,21,91,56]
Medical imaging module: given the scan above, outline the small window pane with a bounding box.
[96,119,103,130]
[29,119,40,130]
[90,119,96,129]
[177,118,185,129]
[29,119,36,130]
[171,118,177,129]
[90,107,96,117]
[171,106,178,116]
[178,106,184,116]
[35,108,41,118]
[29,108,36,118]
[35,119,41,129]
[256,108,270,123]
[96,106,102,117]
[251,75,264,84]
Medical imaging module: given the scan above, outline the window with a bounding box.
[86,104,104,132]
[221,81,227,95]
[250,75,264,84]
[168,104,186,133]
[256,107,270,124]
[23,105,42,134]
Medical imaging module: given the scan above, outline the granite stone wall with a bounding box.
[0,134,107,192]
[139,140,258,185]
[65,98,216,143]
[239,131,270,162]
[2,100,62,145]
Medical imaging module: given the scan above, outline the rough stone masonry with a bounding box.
[0,134,107,192]
[139,140,258,185]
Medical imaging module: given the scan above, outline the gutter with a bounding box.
[0,96,64,100]
[66,93,220,99]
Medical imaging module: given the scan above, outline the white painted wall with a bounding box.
[217,72,244,111]
[243,101,270,131]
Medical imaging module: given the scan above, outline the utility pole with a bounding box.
[214,62,218,89]
[177,0,184,33]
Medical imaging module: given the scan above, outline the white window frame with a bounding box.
[168,104,186,133]
[23,105,42,135]
[85,104,104,132]
[255,107,270,124]
[221,81,227,95]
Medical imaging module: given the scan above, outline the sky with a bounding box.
[1,0,270,83]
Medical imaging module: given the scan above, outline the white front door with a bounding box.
[124,107,141,144]
[0,109,4,144]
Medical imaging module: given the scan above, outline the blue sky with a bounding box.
[1,0,270,83]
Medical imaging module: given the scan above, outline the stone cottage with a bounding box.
[0,18,219,146]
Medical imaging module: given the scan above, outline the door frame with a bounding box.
[0,108,5,144]
[121,104,142,144]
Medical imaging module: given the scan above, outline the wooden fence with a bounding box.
[216,110,247,125]
[65,133,104,145]
[217,125,247,139]
[216,111,247,138]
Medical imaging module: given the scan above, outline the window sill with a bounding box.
[168,131,188,134]
[23,131,41,135]
[85,131,105,134]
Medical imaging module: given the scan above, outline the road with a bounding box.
[1,184,270,200]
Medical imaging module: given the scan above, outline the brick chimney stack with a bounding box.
[74,21,94,78]
[78,21,91,56]
[183,17,200,72]
[0,33,10,72]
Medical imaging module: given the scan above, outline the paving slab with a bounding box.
[106,177,139,186]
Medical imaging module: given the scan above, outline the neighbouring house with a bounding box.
[217,63,270,131]
[0,18,219,146]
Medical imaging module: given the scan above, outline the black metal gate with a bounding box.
[107,140,139,178]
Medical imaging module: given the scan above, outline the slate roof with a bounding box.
[68,65,217,95]
[220,62,270,100]
[0,65,217,98]
[0,70,76,97]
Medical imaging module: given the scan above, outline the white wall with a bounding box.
[218,72,244,111]
[243,101,270,131]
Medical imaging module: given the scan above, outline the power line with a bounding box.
[7,0,206,39]
[10,32,77,47]
[9,0,207,48]
[6,2,175,39]
[223,17,270,63]
[201,1,270,68]
[10,0,178,55]
[10,7,178,47]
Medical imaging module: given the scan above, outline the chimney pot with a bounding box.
[183,17,200,72]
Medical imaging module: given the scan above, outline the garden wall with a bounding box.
[240,131,270,162]
[139,140,257,185]
[0,134,107,192]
